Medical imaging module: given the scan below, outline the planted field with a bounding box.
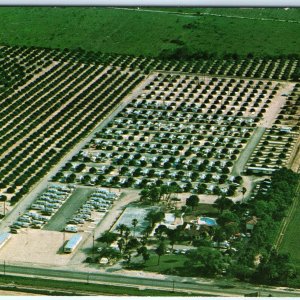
[0,45,144,205]
[158,7,300,22]
[280,212,300,270]
[0,7,299,58]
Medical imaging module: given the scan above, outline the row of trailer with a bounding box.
[65,188,118,232]
[10,184,75,234]
[7,187,118,254]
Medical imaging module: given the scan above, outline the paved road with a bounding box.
[1,263,300,297]
[232,126,266,176]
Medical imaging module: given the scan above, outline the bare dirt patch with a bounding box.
[0,229,87,266]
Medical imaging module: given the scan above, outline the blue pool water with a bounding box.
[200,217,217,226]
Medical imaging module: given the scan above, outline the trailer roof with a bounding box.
[65,234,82,249]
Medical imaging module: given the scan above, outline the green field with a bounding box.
[280,193,300,272]
[157,7,300,21]
[0,7,299,57]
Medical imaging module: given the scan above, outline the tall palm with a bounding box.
[116,224,128,237]
[242,187,247,202]
[132,218,138,236]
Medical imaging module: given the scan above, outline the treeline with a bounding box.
[159,46,300,61]
[169,168,299,285]
[233,168,299,285]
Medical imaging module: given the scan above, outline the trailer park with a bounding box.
[0,43,300,284]
[0,68,298,274]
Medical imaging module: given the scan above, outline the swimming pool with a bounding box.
[199,217,217,226]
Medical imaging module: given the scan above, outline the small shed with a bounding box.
[246,216,258,231]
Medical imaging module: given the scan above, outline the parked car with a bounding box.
[65,225,78,233]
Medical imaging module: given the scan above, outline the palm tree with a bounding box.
[124,227,131,242]
[155,242,166,266]
[242,187,247,202]
[131,218,138,236]
[117,238,125,253]
[116,224,129,237]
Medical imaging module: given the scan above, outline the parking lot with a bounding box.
[62,188,118,233]
[44,187,94,231]
[8,184,75,233]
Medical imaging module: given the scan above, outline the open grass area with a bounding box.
[0,7,298,57]
[280,191,300,273]
[131,254,188,274]
[279,182,300,288]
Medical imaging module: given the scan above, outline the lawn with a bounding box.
[130,254,188,274]
[0,7,298,57]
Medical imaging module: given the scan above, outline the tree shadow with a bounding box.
[56,242,67,254]
[125,262,145,270]
[164,259,177,263]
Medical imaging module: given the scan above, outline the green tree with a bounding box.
[142,250,150,264]
[98,247,121,263]
[146,210,164,227]
[167,228,180,250]
[185,246,225,276]
[117,238,125,253]
[217,210,239,227]
[155,242,166,265]
[186,195,200,208]
[254,250,296,285]
[213,196,234,214]
[97,231,118,245]
[116,224,129,237]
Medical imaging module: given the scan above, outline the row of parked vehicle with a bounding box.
[10,184,75,234]
[65,189,118,232]
[30,184,75,215]
[10,211,50,233]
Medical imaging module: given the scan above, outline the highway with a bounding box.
[1,263,300,297]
